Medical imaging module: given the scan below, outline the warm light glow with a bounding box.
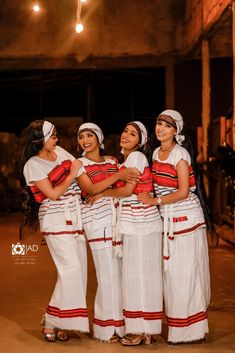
[33,3,40,12]
[81,0,87,3]
[76,23,84,33]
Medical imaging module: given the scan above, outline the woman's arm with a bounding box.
[138,159,190,205]
[86,181,136,204]
[33,159,82,201]
[77,168,139,195]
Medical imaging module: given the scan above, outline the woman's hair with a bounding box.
[117,122,152,166]
[181,132,216,242]
[19,120,45,239]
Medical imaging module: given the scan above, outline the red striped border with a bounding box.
[161,222,206,238]
[166,311,208,327]
[88,237,112,243]
[173,216,188,222]
[42,230,84,236]
[46,305,88,318]
[173,222,206,236]
[112,241,123,246]
[123,310,163,320]
[122,204,153,210]
[93,318,125,327]
[57,192,81,199]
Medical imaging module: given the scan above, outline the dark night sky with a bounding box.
[0,68,165,136]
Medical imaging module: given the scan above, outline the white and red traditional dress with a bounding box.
[116,151,163,335]
[79,157,125,341]
[152,144,210,343]
[23,145,89,332]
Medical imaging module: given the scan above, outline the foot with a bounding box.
[42,328,56,343]
[121,334,144,346]
[57,330,70,341]
[144,334,156,345]
[108,333,120,343]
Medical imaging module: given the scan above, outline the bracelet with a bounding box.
[156,196,162,205]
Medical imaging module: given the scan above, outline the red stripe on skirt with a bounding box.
[46,305,88,318]
[42,230,84,236]
[173,222,206,236]
[166,311,208,327]
[93,318,125,327]
[123,310,163,320]
[88,237,113,243]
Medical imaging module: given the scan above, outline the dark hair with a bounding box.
[181,134,217,244]
[19,120,45,239]
[124,122,152,166]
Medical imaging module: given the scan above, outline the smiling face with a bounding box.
[78,129,100,154]
[120,124,140,153]
[155,115,176,143]
[43,129,58,151]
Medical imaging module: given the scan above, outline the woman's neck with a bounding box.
[85,150,104,163]
[160,140,175,152]
[38,149,57,161]
[123,148,136,161]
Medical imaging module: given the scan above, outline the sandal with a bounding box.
[42,328,56,343]
[121,334,154,346]
[42,328,69,342]
[108,333,120,343]
[57,330,70,342]
[121,334,144,346]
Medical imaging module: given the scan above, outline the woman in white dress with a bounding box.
[20,120,89,342]
[76,123,139,342]
[87,121,163,346]
[138,110,211,344]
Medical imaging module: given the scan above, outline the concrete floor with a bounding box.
[0,213,235,353]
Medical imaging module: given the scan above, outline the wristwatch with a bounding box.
[156,197,162,205]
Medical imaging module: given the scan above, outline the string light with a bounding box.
[33,2,40,12]
[76,0,85,34]
[31,1,88,33]
[76,23,84,33]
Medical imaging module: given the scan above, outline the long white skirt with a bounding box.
[163,228,211,343]
[44,235,89,332]
[91,244,125,341]
[122,232,163,334]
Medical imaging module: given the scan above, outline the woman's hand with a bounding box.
[137,192,156,205]
[119,167,140,184]
[70,159,82,179]
[85,192,104,205]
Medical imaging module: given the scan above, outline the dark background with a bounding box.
[0,67,165,137]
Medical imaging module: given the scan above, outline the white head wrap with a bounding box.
[129,121,148,147]
[158,109,185,145]
[78,123,104,154]
[42,121,55,143]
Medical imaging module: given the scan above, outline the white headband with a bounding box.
[78,123,104,155]
[43,121,54,143]
[130,121,148,147]
[158,109,185,145]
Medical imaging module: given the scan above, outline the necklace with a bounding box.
[160,142,175,152]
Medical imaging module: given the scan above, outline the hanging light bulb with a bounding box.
[33,2,40,12]
[75,23,84,33]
